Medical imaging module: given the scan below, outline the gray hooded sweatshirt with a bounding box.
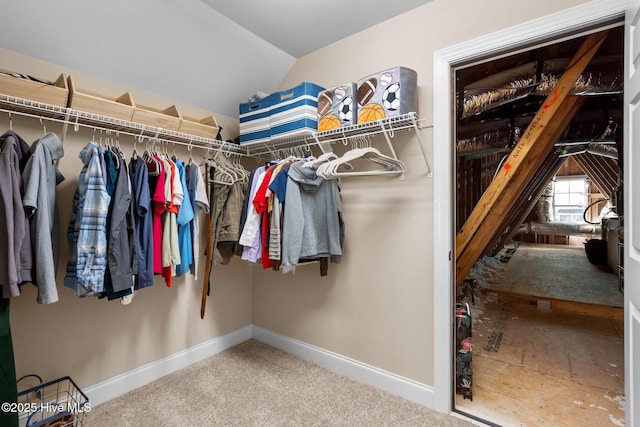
[22,133,65,304]
[281,161,343,274]
[0,131,32,298]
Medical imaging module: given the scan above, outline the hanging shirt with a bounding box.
[215,179,247,265]
[106,152,137,294]
[207,167,232,272]
[240,167,267,263]
[174,159,194,277]
[186,163,209,279]
[268,164,291,262]
[130,156,154,289]
[22,133,65,304]
[253,165,277,270]
[281,161,343,275]
[101,149,118,296]
[64,141,111,296]
[147,155,165,274]
[160,156,180,286]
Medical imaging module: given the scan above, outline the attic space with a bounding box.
[451,24,625,425]
[455,24,623,296]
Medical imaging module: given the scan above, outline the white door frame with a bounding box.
[432,0,633,415]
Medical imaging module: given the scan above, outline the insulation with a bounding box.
[457,128,521,153]
[460,56,623,119]
[461,62,538,118]
[466,256,505,290]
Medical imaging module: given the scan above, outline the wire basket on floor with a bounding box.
[17,375,89,427]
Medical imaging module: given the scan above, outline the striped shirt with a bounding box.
[64,142,111,296]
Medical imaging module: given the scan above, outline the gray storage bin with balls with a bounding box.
[317,67,417,132]
[317,83,358,132]
[356,67,417,124]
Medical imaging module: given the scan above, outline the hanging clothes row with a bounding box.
[0,129,65,304]
[237,155,344,276]
[64,138,210,303]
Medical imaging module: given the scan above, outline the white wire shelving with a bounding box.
[0,94,431,175]
[242,112,431,176]
[0,94,245,155]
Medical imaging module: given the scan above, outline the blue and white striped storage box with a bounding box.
[269,82,324,140]
[239,95,273,145]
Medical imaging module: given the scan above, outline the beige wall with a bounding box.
[1,54,252,390]
[253,0,589,386]
[2,0,589,399]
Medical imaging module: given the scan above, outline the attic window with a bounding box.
[552,177,588,223]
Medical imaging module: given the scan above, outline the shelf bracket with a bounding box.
[380,121,400,161]
[412,116,432,177]
[61,108,72,144]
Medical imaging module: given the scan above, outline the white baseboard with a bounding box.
[83,325,252,406]
[83,324,434,411]
[251,325,435,408]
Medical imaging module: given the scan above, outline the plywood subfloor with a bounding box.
[456,242,624,425]
[455,301,625,426]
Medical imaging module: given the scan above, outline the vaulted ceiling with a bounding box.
[0,0,432,119]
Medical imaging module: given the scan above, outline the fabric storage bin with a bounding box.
[270,82,324,140]
[239,95,273,145]
[356,67,417,123]
[317,82,357,132]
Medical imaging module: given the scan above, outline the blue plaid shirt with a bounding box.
[64,142,111,296]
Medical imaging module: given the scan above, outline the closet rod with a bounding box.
[0,94,249,156]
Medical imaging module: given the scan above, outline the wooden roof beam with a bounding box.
[455,30,609,287]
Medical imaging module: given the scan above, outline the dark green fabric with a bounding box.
[0,298,18,427]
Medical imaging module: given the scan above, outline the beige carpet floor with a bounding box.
[85,339,475,426]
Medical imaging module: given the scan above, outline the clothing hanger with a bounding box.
[132,134,139,159]
[187,139,194,165]
[8,112,12,131]
[301,151,339,168]
[233,153,251,182]
[208,150,235,185]
[143,137,161,176]
[316,135,405,179]
[39,117,46,135]
[224,145,250,182]
[110,131,124,167]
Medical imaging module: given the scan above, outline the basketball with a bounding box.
[358,103,386,123]
[318,114,341,132]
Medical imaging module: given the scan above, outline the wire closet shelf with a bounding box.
[244,112,429,163]
[0,94,245,155]
[0,94,431,174]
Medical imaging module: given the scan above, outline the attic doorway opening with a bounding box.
[452,23,625,426]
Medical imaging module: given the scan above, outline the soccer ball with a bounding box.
[382,83,401,111]
[338,96,354,122]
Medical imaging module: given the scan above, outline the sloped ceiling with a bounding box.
[200,0,434,58]
[0,0,431,119]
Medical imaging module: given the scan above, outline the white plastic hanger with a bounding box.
[316,136,405,179]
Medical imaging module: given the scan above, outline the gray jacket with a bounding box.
[0,131,33,298]
[281,161,343,274]
[108,151,138,292]
[22,133,65,304]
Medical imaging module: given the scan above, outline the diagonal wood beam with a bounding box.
[456,96,584,281]
[490,153,566,255]
[455,30,609,286]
